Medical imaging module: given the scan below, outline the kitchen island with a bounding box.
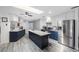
[29,30,50,49]
[10,29,25,42]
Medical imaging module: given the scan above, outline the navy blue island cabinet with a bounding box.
[10,30,25,42]
[29,30,49,49]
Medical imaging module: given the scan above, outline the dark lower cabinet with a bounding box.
[29,31,48,49]
[49,31,58,41]
[10,30,25,42]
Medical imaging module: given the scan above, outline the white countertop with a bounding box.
[29,30,50,36]
[10,28,25,32]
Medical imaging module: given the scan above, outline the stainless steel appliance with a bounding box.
[78,21,79,50]
[59,20,75,49]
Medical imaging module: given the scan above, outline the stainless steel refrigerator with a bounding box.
[59,20,75,49]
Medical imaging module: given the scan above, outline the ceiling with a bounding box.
[0,6,74,21]
[32,6,73,16]
[0,6,40,21]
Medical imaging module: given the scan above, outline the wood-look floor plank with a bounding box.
[0,35,77,52]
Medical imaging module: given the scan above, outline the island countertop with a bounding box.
[29,30,50,36]
[10,29,25,32]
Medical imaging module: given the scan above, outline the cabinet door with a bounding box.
[1,22,10,44]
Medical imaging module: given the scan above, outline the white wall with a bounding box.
[33,19,40,30]
[74,8,79,50]
[39,17,47,29]
[78,19,79,50]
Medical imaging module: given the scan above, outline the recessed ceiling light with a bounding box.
[14,6,44,14]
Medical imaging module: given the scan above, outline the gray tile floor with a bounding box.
[0,35,77,52]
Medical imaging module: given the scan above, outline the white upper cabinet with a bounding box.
[54,10,75,21]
